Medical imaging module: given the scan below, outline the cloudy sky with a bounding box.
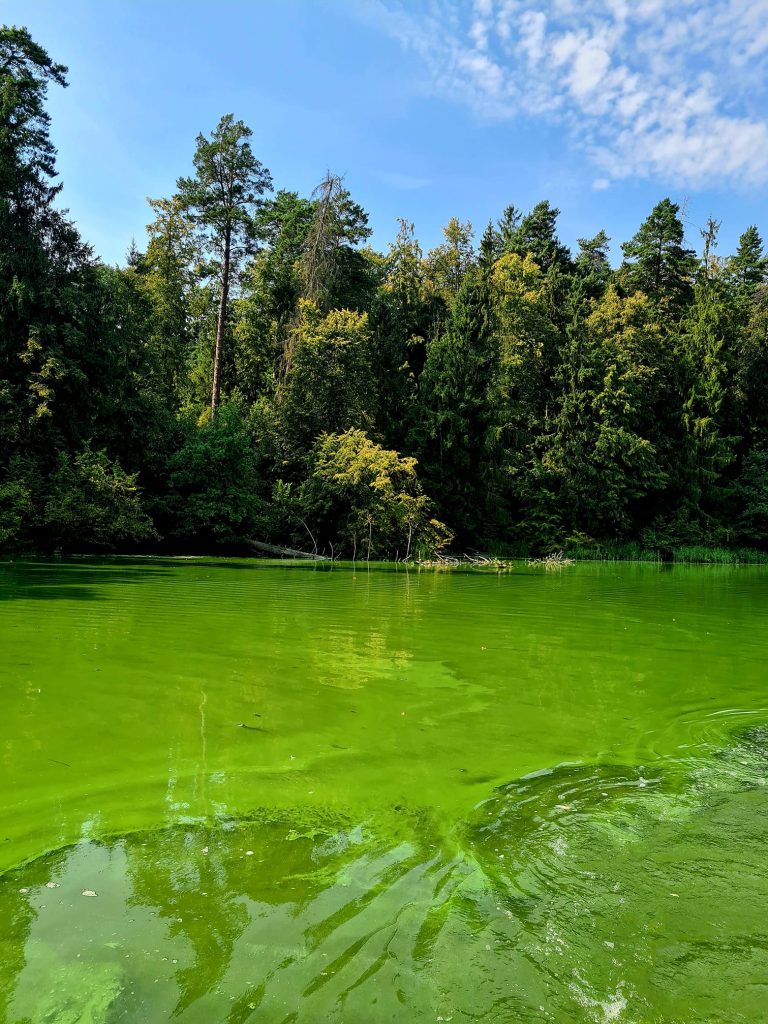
[11,0,768,264]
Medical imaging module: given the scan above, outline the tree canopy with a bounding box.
[2,26,768,559]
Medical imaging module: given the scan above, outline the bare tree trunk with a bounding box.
[247,540,329,560]
[211,228,231,418]
[299,519,318,555]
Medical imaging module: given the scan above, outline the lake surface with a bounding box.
[1,558,768,1023]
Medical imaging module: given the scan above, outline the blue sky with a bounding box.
[10,0,768,266]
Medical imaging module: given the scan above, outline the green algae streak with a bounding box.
[2,557,768,1023]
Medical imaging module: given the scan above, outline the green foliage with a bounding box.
[368,219,437,446]
[728,226,767,294]
[299,429,451,558]
[138,194,201,404]
[620,198,697,314]
[669,545,768,565]
[575,229,611,297]
[532,286,667,541]
[417,269,497,543]
[3,25,768,560]
[278,302,376,462]
[677,264,737,516]
[231,190,315,399]
[175,114,273,414]
[43,446,157,550]
[165,404,261,544]
[735,445,768,545]
[490,253,558,494]
[0,476,31,547]
[425,218,474,300]
[501,200,572,274]
[176,114,272,260]
[734,287,768,445]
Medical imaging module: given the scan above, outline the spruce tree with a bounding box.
[502,200,572,273]
[621,199,696,315]
[729,226,767,289]
[574,229,611,298]
[418,269,497,542]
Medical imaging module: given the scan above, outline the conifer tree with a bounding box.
[677,259,737,522]
[299,172,372,313]
[418,268,497,542]
[575,230,611,298]
[620,198,696,315]
[502,200,572,273]
[176,115,272,417]
[729,226,767,290]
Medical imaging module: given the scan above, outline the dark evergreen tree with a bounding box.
[496,205,522,253]
[729,226,767,290]
[502,200,572,274]
[574,229,611,298]
[620,198,696,315]
[418,268,497,543]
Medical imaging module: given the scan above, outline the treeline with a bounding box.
[2,27,768,558]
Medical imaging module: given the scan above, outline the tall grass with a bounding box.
[488,540,768,565]
[671,546,768,565]
[562,540,662,562]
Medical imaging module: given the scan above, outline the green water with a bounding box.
[2,559,768,1023]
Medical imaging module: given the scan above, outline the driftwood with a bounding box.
[416,552,515,571]
[527,551,574,569]
[247,539,330,561]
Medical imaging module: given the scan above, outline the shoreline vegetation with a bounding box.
[6,544,768,567]
[4,28,768,564]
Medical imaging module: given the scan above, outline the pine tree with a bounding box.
[0,27,87,442]
[530,286,667,543]
[176,115,272,417]
[0,27,94,473]
[620,198,696,315]
[139,195,201,404]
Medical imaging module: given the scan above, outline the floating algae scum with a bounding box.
[1,558,768,1022]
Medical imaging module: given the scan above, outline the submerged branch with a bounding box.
[247,539,330,561]
[527,551,575,569]
[416,552,515,571]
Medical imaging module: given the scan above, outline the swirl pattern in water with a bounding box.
[1,558,767,1022]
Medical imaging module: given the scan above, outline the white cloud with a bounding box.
[567,37,611,97]
[518,10,547,63]
[369,0,768,188]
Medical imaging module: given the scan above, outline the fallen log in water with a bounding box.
[416,552,515,570]
[247,539,330,560]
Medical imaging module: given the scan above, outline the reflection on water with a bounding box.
[6,730,768,1023]
[1,559,768,1021]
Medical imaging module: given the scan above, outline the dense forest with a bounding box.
[3,26,768,560]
